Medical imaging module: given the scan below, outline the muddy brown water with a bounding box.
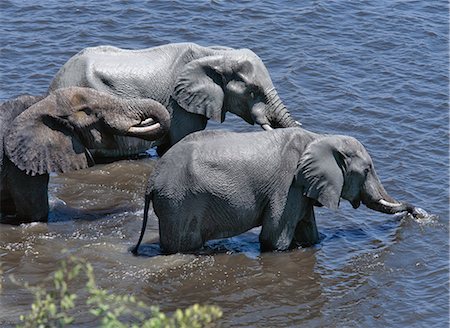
[1,158,446,327]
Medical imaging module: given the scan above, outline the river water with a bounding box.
[0,1,448,327]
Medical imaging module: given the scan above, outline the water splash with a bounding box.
[409,207,439,224]
[48,194,67,209]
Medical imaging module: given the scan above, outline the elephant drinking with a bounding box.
[0,87,170,224]
[132,128,418,254]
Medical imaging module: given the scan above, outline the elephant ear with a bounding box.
[4,95,92,176]
[0,95,44,170]
[296,137,346,210]
[173,55,227,122]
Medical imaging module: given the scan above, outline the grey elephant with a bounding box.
[49,43,299,157]
[132,128,418,254]
[0,87,170,224]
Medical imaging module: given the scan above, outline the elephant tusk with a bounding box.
[261,124,273,131]
[138,117,155,127]
[379,199,403,208]
[128,123,161,134]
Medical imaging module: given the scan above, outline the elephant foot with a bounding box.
[0,214,17,225]
[290,229,320,248]
[0,214,48,225]
[292,207,320,247]
[291,238,319,248]
[258,232,293,252]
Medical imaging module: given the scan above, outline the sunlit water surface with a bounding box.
[0,1,448,327]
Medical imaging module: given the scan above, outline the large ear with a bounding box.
[296,137,346,210]
[0,95,45,170]
[4,94,92,176]
[173,55,227,122]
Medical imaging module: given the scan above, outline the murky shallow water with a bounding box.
[1,1,448,327]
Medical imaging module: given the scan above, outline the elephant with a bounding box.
[48,42,300,157]
[0,86,170,224]
[132,127,419,255]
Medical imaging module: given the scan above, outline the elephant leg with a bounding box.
[259,185,305,252]
[292,201,320,247]
[157,102,208,155]
[7,164,49,223]
[156,199,205,254]
[0,185,16,216]
[159,215,204,254]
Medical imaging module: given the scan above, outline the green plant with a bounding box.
[13,256,222,328]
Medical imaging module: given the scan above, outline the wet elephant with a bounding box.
[132,128,418,254]
[0,87,170,224]
[49,42,300,156]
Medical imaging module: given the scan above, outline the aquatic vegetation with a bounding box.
[12,256,222,328]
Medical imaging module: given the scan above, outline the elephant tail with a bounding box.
[131,191,152,256]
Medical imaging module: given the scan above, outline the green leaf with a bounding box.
[15,255,222,328]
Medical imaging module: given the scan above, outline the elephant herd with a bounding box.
[0,42,418,254]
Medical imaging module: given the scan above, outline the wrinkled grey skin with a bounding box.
[0,87,170,224]
[49,43,299,156]
[132,128,417,254]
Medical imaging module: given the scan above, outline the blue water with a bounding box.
[1,1,448,327]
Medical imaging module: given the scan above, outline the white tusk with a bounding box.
[128,123,161,134]
[379,199,402,207]
[261,124,273,131]
[139,118,155,126]
[295,121,302,126]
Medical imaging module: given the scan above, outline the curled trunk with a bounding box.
[70,88,170,158]
[73,88,171,141]
[119,98,171,141]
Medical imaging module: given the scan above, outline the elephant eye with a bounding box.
[248,85,261,98]
[80,106,93,115]
[364,167,370,175]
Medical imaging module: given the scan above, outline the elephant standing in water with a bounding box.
[133,128,418,254]
[0,87,170,224]
[49,42,300,156]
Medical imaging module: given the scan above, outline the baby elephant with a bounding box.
[1,87,170,224]
[133,128,417,254]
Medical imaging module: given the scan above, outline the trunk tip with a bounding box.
[406,203,415,214]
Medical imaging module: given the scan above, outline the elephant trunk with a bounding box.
[264,88,300,128]
[121,98,171,141]
[87,92,170,141]
[361,172,415,214]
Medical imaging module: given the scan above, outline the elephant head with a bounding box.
[297,135,415,214]
[4,87,170,176]
[173,48,300,130]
